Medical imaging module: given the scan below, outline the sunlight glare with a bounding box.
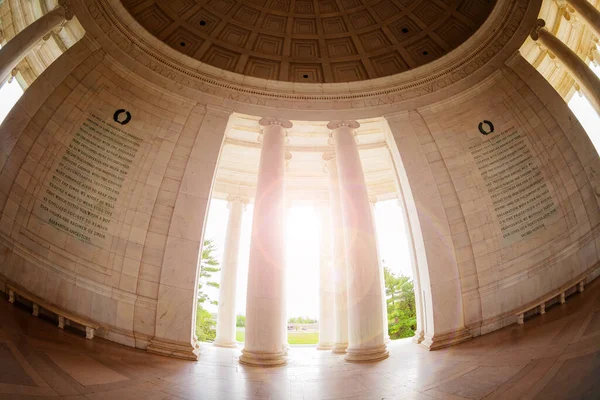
[285,206,320,319]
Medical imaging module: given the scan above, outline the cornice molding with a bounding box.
[223,138,386,152]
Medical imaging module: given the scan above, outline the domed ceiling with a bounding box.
[122,0,496,83]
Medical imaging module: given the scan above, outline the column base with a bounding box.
[239,348,287,367]
[332,342,348,354]
[412,331,425,344]
[420,328,472,351]
[213,340,239,348]
[316,341,334,350]
[147,337,200,360]
[344,344,389,363]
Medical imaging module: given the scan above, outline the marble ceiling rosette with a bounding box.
[70,0,540,118]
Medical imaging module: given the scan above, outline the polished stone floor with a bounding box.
[0,280,599,399]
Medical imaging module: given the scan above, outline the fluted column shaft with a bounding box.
[566,0,600,39]
[368,198,390,343]
[323,153,349,354]
[329,120,389,363]
[281,195,292,355]
[316,204,335,350]
[0,4,71,83]
[240,118,291,367]
[531,19,600,112]
[214,196,246,348]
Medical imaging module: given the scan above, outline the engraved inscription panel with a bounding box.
[39,114,142,244]
[470,127,558,243]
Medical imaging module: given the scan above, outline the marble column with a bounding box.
[281,153,292,356]
[214,196,247,348]
[0,2,72,83]
[531,19,600,112]
[316,204,335,350]
[566,0,600,39]
[323,152,349,354]
[329,120,388,363]
[239,118,291,367]
[368,197,391,344]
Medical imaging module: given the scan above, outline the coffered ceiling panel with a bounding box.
[122,0,496,83]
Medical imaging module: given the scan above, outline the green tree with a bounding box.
[195,238,220,342]
[196,307,217,342]
[288,316,317,324]
[236,314,246,327]
[384,267,417,339]
[197,238,220,306]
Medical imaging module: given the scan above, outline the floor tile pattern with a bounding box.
[0,279,599,399]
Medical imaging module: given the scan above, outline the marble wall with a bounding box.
[385,54,600,344]
[0,35,229,358]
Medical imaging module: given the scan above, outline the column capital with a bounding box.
[322,151,336,161]
[327,120,360,130]
[259,117,293,129]
[226,194,249,204]
[530,19,546,41]
[7,68,19,84]
[322,152,336,174]
[58,0,75,20]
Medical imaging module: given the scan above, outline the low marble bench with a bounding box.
[515,279,585,325]
[6,284,99,340]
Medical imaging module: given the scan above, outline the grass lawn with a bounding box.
[235,330,319,345]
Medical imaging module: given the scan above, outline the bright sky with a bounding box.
[1,55,599,320]
[568,61,600,154]
[202,199,411,318]
[0,79,24,122]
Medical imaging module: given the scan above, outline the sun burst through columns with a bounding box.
[323,152,349,354]
[239,117,291,367]
[316,201,336,350]
[328,120,389,363]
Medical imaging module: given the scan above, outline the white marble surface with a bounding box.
[214,197,246,348]
[331,121,388,362]
[240,118,289,366]
[324,153,350,353]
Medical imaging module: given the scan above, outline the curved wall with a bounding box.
[0,0,598,357]
[386,56,600,344]
[0,34,230,357]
